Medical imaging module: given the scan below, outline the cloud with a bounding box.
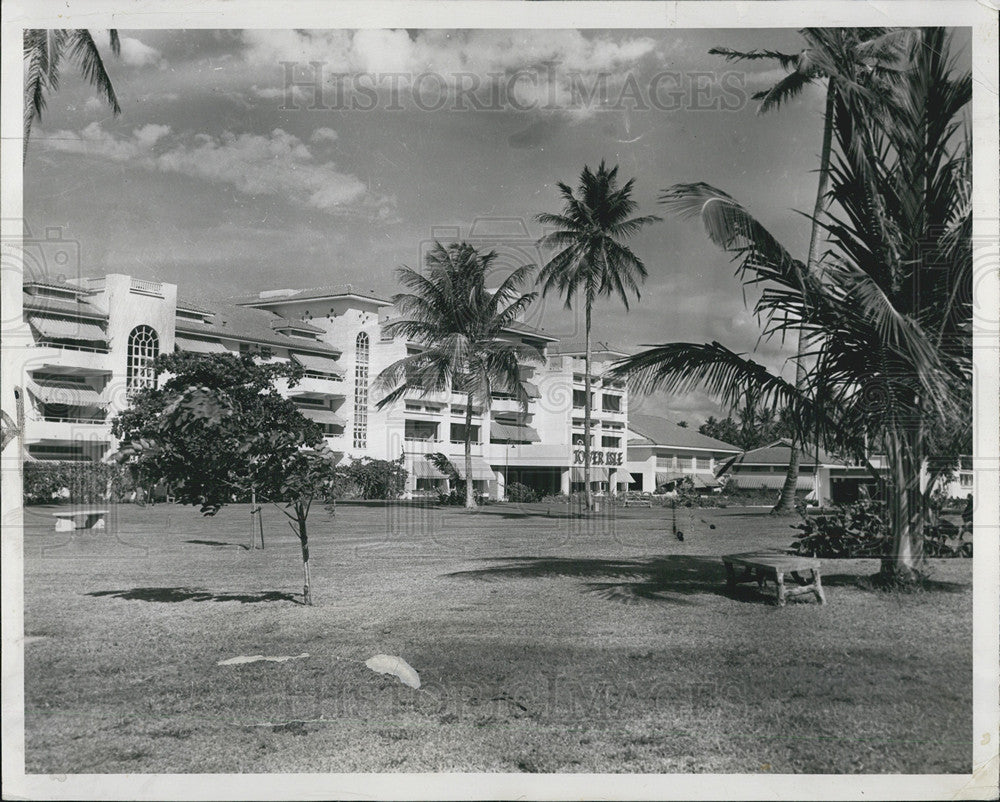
[119,36,163,68]
[309,127,339,143]
[39,123,392,216]
[241,29,657,114]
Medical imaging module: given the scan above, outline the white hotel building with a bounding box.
[17,273,644,500]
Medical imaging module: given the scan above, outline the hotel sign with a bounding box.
[573,450,623,466]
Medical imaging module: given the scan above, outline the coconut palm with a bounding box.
[23,29,121,154]
[710,28,908,512]
[375,242,542,509]
[615,28,971,583]
[535,161,660,510]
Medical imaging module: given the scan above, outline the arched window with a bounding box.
[127,325,159,393]
[353,332,370,449]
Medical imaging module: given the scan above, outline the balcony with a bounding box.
[129,278,164,298]
[24,418,110,444]
[283,375,346,399]
[27,343,112,374]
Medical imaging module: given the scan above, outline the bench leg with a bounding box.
[725,562,736,591]
[775,572,786,607]
[54,518,74,532]
[813,569,826,605]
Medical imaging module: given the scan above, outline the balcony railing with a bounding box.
[36,415,107,424]
[130,278,164,297]
[34,340,110,354]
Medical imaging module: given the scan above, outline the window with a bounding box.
[450,423,480,443]
[405,420,439,441]
[695,456,711,470]
[353,332,369,449]
[602,394,622,413]
[601,436,621,449]
[960,473,973,487]
[127,326,158,393]
[572,433,592,447]
[573,389,588,408]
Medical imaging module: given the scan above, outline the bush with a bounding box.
[505,482,540,503]
[24,461,138,505]
[436,489,487,506]
[790,499,890,558]
[790,499,972,559]
[337,457,407,500]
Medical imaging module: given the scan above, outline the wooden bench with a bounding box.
[621,498,652,508]
[722,550,825,606]
[52,509,108,532]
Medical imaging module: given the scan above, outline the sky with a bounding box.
[25,27,852,424]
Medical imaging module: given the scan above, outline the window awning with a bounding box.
[656,471,689,486]
[292,353,345,379]
[453,455,495,481]
[490,422,540,443]
[301,409,347,427]
[522,381,541,399]
[411,460,448,479]
[29,315,106,342]
[571,466,610,482]
[175,335,227,354]
[689,473,721,489]
[28,381,106,406]
[612,471,631,487]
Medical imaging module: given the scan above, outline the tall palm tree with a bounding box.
[374,242,542,509]
[535,161,660,510]
[23,29,122,154]
[710,28,907,512]
[614,28,971,583]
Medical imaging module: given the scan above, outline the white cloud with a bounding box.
[240,29,657,113]
[119,36,162,68]
[309,127,339,143]
[39,124,390,216]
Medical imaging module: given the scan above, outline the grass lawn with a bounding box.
[21,500,972,774]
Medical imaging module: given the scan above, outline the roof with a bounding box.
[24,278,91,296]
[174,303,340,355]
[502,320,559,343]
[627,414,741,452]
[734,439,848,467]
[176,298,214,314]
[234,285,392,308]
[271,317,325,334]
[23,294,108,321]
[548,341,629,358]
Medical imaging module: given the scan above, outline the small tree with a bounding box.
[264,447,340,606]
[113,352,339,602]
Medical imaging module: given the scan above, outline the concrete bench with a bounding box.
[52,509,108,532]
[722,550,825,606]
[621,498,652,508]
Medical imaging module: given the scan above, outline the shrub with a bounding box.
[338,456,407,500]
[24,461,138,505]
[505,482,540,503]
[790,499,890,558]
[790,499,972,559]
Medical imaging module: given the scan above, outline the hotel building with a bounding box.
[17,274,636,499]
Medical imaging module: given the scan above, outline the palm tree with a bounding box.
[710,28,907,512]
[614,28,971,583]
[535,161,660,510]
[23,29,122,154]
[374,242,542,509]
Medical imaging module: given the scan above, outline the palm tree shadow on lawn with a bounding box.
[449,555,764,606]
[448,555,969,605]
[87,587,301,604]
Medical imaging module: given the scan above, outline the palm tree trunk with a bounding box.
[773,81,836,514]
[464,391,475,509]
[297,506,312,605]
[583,302,594,512]
[880,426,925,585]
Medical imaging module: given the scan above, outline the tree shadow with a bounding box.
[448,554,769,606]
[185,539,247,549]
[87,587,301,604]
